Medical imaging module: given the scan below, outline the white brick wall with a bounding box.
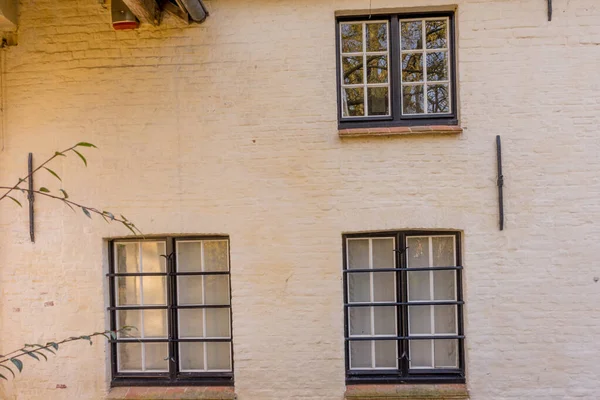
[1,0,600,399]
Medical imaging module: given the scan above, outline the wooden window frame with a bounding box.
[107,236,234,387]
[336,12,458,129]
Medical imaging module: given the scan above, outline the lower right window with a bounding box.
[343,231,464,384]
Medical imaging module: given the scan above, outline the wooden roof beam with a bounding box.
[121,0,160,25]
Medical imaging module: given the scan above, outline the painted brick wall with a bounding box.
[0,0,599,399]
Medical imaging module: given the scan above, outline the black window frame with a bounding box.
[342,230,465,385]
[107,236,234,387]
[336,12,458,129]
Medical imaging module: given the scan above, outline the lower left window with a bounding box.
[107,237,233,386]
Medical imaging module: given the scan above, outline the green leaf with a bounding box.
[39,187,50,193]
[0,373,6,380]
[54,151,66,157]
[0,364,15,379]
[44,167,62,182]
[120,214,128,222]
[64,202,76,213]
[103,211,115,221]
[34,351,47,361]
[72,150,87,167]
[10,358,23,373]
[123,223,136,236]
[75,142,97,148]
[7,196,22,207]
[82,208,91,218]
[59,189,69,199]
[109,331,117,340]
[48,342,59,351]
[24,351,39,361]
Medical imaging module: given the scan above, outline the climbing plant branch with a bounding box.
[0,327,136,380]
[0,142,142,235]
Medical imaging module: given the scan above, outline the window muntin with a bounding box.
[337,13,456,128]
[343,231,464,384]
[108,237,233,386]
[340,21,391,118]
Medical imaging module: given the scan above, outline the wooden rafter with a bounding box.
[122,0,161,25]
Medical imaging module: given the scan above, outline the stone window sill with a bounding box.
[345,384,469,400]
[107,386,236,400]
[338,125,463,138]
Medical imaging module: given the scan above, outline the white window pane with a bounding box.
[373,272,395,302]
[434,339,458,368]
[144,309,168,338]
[348,239,369,269]
[116,277,141,305]
[349,341,371,369]
[118,342,142,371]
[349,307,371,336]
[206,342,231,371]
[375,341,397,368]
[177,241,202,272]
[433,270,456,300]
[206,308,231,338]
[116,242,140,273]
[402,53,423,82]
[144,343,168,371]
[374,306,396,335]
[409,340,432,368]
[179,309,204,338]
[348,273,370,303]
[408,271,430,301]
[179,276,203,305]
[372,238,394,269]
[204,241,229,271]
[142,276,166,305]
[407,237,430,268]
[401,21,423,50]
[402,85,424,114]
[427,84,450,114]
[342,56,363,84]
[117,310,141,338]
[426,20,447,49]
[434,305,457,334]
[204,275,230,305]
[141,241,166,273]
[426,51,448,81]
[432,236,455,267]
[409,306,431,335]
[366,55,388,84]
[341,23,363,53]
[366,22,387,51]
[180,342,204,371]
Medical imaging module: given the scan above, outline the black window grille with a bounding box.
[107,237,233,386]
[343,231,465,384]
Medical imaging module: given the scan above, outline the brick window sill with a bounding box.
[338,125,463,138]
[345,384,469,400]
[107,387,236,400]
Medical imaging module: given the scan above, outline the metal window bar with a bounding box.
[342,231,465,384]
[108,237,233,386]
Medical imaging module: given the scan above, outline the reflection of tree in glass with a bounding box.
[402,54,423,82]
[426,52,448,81]
[341,24,362,52]
[426,20,447,49]
[401,21,422,50]
[427,85,449,113]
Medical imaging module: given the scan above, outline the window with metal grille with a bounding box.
[343,231,464,384]
[107,237,233,386]
[336,12,457,129]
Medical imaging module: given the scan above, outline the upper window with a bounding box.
[343,231,464,384]
[337,13,457,128]
[108,237,233,386]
